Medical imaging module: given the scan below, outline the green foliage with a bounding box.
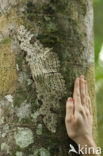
[95,66,103,81]
[94,0,103,43]
[94,38,102,65]
[94,0,103,80]
[94,0,103,151]
[94,0,100,4]
[96,83,103,152]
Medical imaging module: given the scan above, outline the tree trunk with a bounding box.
[0,0,97,156]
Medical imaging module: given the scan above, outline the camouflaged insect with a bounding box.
[17,25,66,133]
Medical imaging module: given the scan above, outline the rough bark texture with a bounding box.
[0,0,97,156]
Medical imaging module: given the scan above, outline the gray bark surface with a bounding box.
[0,0,97,156]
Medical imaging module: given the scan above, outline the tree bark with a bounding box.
[0,0,97,156]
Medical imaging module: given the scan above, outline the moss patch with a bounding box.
[0,41,17,95]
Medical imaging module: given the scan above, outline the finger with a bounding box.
[85,80,87,94]
[66,97,74,122]
[80,75,86,105]
[85,80,89,96]
[85,80,88,105]
[85,81,92,114]
[73,78,81,105]
[88,97,92,114]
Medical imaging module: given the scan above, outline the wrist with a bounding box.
[75,135,96,148]
[75,136,97,155]
[86,138,96,148]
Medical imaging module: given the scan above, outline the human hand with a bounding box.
[65,75,95,147]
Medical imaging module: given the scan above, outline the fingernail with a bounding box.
[80,75,84,78]
[76,77,79,81]
[80,75,84,80]
[68,97,72,101]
